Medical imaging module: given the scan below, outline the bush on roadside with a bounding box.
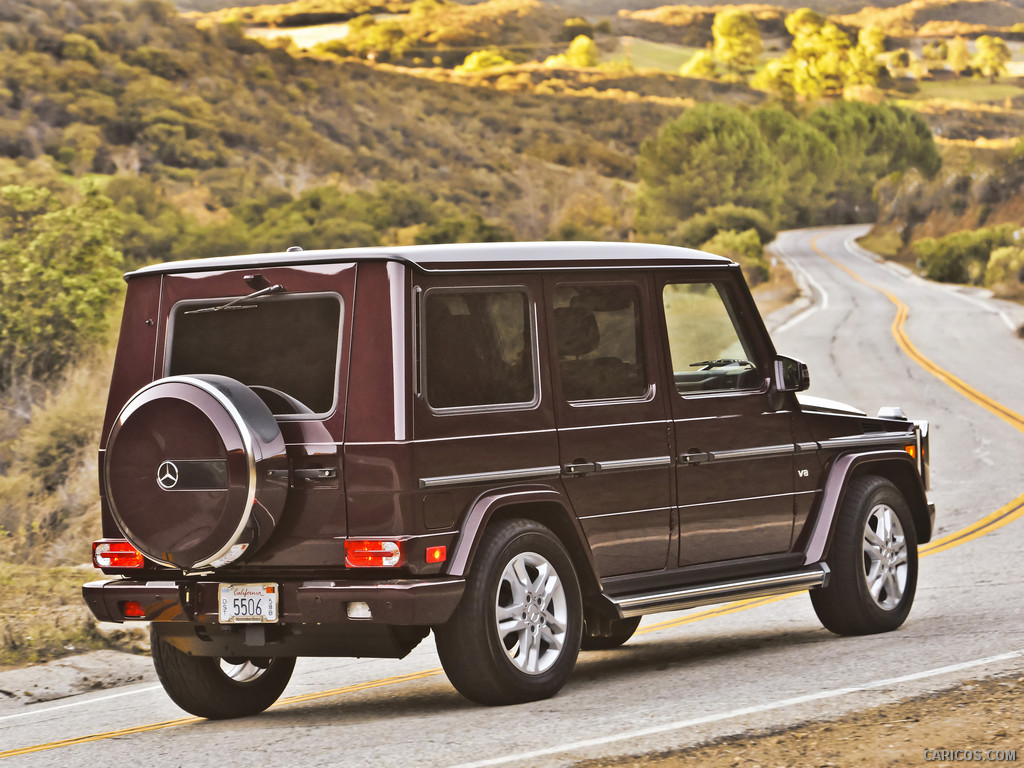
[913,225,1016,284]
[668,204,776,249]
[985,244,1024,297]
[700,228,770,285]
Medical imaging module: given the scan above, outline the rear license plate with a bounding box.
[219,583,279,624]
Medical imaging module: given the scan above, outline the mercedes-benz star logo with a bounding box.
[156,460,180,490]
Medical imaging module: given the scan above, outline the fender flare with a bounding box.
[444,485,601,595]
[801,449,932,566]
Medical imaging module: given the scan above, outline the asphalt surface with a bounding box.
[3,226,1023,766]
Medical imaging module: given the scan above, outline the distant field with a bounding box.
[245,21,351,49]
[603,37,701,72]
[912,78,1024,102]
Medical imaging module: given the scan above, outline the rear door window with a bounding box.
[423,288,535,410]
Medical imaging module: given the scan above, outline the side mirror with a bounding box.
[774,355,810,393]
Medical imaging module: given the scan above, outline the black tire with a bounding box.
[434,518,583,705]
[150,626,295,719]
[811,475,918,636]
[581,616,641,651]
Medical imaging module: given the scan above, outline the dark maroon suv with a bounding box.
[82,242,933,719]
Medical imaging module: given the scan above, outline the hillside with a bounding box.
[2,0,710,249]
[838,0,1024,36]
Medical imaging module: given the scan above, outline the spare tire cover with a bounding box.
[104,375,288,569]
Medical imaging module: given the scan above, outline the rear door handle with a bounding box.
[678,451,711,466]
[563,460,598,477]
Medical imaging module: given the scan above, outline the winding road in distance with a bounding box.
[3,225,1024,767]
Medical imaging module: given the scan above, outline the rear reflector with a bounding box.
[345,540,405,568]
[426,545,447,564]
[93,539,144,569]
[120,601,146,619]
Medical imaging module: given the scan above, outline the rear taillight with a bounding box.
[93,539,144,569]
[344,539,405,568]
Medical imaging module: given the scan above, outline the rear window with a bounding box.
[168,294,343,417]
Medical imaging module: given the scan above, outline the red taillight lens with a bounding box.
[426,545,447,564]
[345,540,405,568]
[120,601,146,619]
[93,539,144,569]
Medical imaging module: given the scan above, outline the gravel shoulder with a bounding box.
[578,671,1024,768]
[0,648,154,711]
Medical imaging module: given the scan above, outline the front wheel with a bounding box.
[150,626,295,719]
[811,475,918,636]
[435,519,583,705]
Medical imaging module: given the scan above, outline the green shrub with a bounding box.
[669,204,776,248]
[914,225,1016,284]
[700,228,770,284]
[455,49,512,73]
[985,244,1024,293]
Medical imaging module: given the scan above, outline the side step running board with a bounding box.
[608,564,830,619]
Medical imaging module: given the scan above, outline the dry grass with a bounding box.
[0,563,144,669]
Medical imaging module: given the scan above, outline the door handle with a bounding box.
[563,460,598,477]
[678,451,711,466]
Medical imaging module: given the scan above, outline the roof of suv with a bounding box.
[126,241,734,279]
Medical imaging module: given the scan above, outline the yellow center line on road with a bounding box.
[6,236,1024,761]
[0,668,444,759]
[809,236,1024,542]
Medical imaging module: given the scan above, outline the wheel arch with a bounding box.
[802,450,932,566]
[444,486,603,605]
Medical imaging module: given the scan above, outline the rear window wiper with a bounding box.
[184,284,286,315]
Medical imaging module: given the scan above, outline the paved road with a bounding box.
[4,226,1024,766]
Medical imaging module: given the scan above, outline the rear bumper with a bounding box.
[82,576,465,627]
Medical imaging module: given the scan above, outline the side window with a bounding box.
[423,288,534,409]
[552,284,647,401]
[662,282,762,394]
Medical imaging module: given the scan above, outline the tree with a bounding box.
[751,107,838,227]
[808,101,941,221]
[0,185,125,390]
[843,27,886,87]
[679,49,716,79]
[637,103,781,234]
[752,8,854,99]
[544,35,599,68]
[973,35,1010,83]
[947,36,970,78]
[712,9,762,76]
[922,40,948,72]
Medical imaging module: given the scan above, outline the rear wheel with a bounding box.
[811,475,918,636]
[150,626,295,719]
[435,519,583,705]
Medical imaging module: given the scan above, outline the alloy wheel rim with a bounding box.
[219,659,268,683]
[862,503,909,611]
[494,550,568,675]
